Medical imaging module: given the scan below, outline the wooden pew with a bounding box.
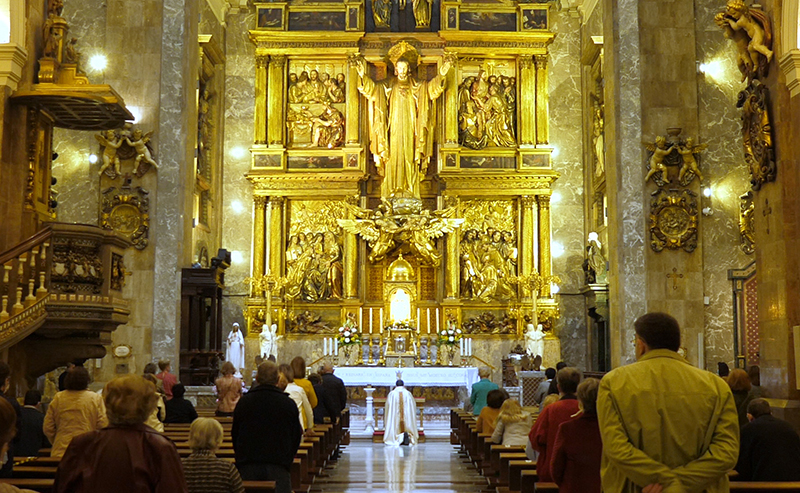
[1,477,276,493]
[519,470,538,493]
[507,460,536,492]
[497,452,529,488]
[730,483,800,491]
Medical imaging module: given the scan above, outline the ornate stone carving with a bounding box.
[100,179,150,250]
[649,189,699,253]
[715,0,773,81]
[51,238,103,294]
[110,253,127,291]
[457,69,516,149]
[96,125,158,179]
[737,80,775,190]
[287,310,334,334]
[644,130,707,188]
[462,311,516,335]
[739,191,755,255]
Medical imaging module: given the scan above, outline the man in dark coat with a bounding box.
[736,398,800,481]
[320,362,347,421]
[308,373,338,425]
[233,361,302,493]
[17,390,50,457]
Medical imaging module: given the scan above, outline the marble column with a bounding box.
[255,56,269,145]
[518,56,536,146]
[267,55,286,147]
[251,196,267,296]
[535,55,550,145]
[537,194,552,298]
[152,0,200,364]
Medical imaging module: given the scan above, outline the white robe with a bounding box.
[285,382,314,430]
[226,329,245,372]
[384,386,418,446]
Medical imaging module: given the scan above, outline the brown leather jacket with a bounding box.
[53,423,188,493]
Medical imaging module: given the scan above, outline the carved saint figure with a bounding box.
[63,38,79,65]
[259,323,279,360]
[457,70,517,149]
[460,228,517,302]
[587,232,607,283]
[677,138,708,185]
[226,323,245,375]
[412,0,431,27]
[644,136,674,184]
[96,130,123,177]
[716,0,772,80]
[372,0,391,28]
[42,14,61,59]
[354,45,452,199]
[126,129,159,176]
[592,102,605,177]
[525,323,544,358]
[311,102,345,148]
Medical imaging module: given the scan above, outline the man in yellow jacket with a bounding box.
[598,312,739,493]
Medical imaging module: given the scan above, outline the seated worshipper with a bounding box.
[183,418,245,493]
[17,390,50,457]
[735,398,800,481]
[165,383,198,424]
[476,389,508,435]
[546,361,568,396]
[143,373,166,432]
[534,368,556,406]
[290,357,318,409]
[53,375,188,493]
[727,368,754,428]
[529,366,581,482]
[384,380,419,446]
[143,362,165,393]
[0,361,20,478]
[156,359,178,400]
[233,361,302,493]
[491,398,533,446]
[550,378,602,493]
[0,398,36,493]
[278,364,314,430]
[309,373,338,424]
[215,361,243,417]
[748,365,767,398]
[44,366,108,458]
[471,366,499,416]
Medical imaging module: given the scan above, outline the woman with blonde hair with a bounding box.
[183,418,244,493]
[491,398,533,446]
[215,361,243,417]
[143,373,166,432]
[53,375,187,492]
[44,366,108,458]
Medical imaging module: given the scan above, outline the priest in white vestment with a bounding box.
[384,380,418,446]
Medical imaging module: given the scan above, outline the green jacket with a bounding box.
[471,378,499,416]
[597,349,739,493]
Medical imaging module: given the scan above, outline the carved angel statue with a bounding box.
[126,129,159,177]
[96,130,123,177]
[372,0,391,28]
[644,136,674,185]
[677,138,708,185]
[715,0,772,80]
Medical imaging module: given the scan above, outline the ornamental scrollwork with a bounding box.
[100,179,150,250]
[649,189,699,253]
[736,79,775,190]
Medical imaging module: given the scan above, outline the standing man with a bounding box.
[232,361,302,493]
[735,398,800,481]
[156,360,178,400]
[598,312,739,493]
[470,367,498,416]
[320,362,347,421]
[17,390,50,457]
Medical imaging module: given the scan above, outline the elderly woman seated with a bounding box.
[53,375,188,493]
[183,418,245,493]
[0,398,36,492]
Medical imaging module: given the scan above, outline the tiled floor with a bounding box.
[312,439,486,493]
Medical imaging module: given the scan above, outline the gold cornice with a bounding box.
[440,172,559,195]
[247,172,366,196]
[438,31,554,56]
[250,31,364,55]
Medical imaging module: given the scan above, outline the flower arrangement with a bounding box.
[438,319,462,346]
[385,321,415,332]
[337,318,361,346]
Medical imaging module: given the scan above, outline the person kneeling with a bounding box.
[384,380,418,446]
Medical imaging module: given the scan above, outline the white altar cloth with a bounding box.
[334,366,480,394]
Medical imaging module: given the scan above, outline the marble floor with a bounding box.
[311,439,486,493]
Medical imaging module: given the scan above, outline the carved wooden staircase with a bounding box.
[0,223,130,386]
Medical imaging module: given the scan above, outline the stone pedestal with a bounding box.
[364,386,375,435]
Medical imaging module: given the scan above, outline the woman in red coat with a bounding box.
[550,378,603,493]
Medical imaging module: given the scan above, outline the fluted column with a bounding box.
[267,55,287,147]
[518,56,535,146]
[255,56,269,145]
[252,196,267,296]
[346,60,360,145]
[535,54,549,145]
[344,199,358,299]
[537,194,551,297]
[445,198,460,299]
[267,197,285,277]
[520,196,536,298]
[443,56,459,147]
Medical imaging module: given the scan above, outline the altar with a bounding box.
[334,366,479,392]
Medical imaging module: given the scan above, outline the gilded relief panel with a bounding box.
[285,200,347,302]
[457,60,517,150]
[459,199,517,302]
[286,61,347,149]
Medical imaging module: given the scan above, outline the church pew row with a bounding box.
[0,479,277,493]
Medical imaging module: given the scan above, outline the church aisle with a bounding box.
[312,440,486,492]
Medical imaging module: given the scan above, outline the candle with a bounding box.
[417,308,420,329]
[324,338,328,355]
[379,308,384,330]
[335,338,338,356]
[369,308,373,334]
[469,338,473,356]
[359,308,363,329]
[436,309,440,333]
[427,308,431,334]
[460,338,464,356]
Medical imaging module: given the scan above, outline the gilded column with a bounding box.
[445,197,460,299]
[252,195,268,296]
[520,196,536,298]
[443,55,459,147]
[518,56,535,146]
[344,199,358,299]
[268,196,285,277]
[537,194,552,297]
[346,58,360,145]
[255,56,269,144]
[267,55,287,147]
[535,54,549,145]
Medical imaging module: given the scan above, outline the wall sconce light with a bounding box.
[702,187,713,216]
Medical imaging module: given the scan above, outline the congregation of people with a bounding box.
[463,312,800,492]
[0,353,349,493]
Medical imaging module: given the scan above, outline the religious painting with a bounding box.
[522,153,550,168]
[447,7,457,29]
[288,11,346,31]
[348,7,360,30]
[253,154,282,168]
[458,62,516,149]
[287,155,344,169]
[285,201,348,302]
[460,156,516,169]
[460,200,517,302]
[256,8,284,29]
[521,8,548,30]
[459,12,516,32]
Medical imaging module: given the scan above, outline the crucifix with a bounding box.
[763,199,773,234]
[666,267,684,291]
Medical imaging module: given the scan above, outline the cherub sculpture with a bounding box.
[677,138,708,185]
[126,129,159,177]
[644,136,674,185]
[96,130,123,177]
[716,0,772,80]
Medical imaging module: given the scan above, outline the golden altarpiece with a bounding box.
[243,1,560,365]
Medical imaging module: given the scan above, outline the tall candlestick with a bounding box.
[427,308,431,334]
[324,338,329,355]
[369,308,373,334]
